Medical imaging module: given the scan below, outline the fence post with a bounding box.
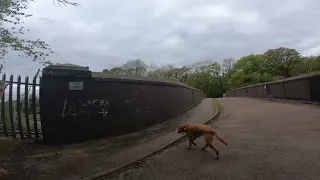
[1,74,8,137]
[8,75,15,138]
[24,76,31,138]
[32,77,39,139]
[16,76,24,139]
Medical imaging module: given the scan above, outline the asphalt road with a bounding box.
[109,98,320,180]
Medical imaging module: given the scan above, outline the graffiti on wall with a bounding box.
[61,98,110,117]
[125,90,151,113]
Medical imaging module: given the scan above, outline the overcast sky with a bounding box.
[2,0,320,78]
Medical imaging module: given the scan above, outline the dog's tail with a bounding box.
[214,133,228,146]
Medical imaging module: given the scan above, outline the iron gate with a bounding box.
[0,72,42,139]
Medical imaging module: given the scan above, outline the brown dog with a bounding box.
[177,123,227,159]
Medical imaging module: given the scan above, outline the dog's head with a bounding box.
[177,124,189,133]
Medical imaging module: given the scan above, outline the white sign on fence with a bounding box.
[69,81,84,91]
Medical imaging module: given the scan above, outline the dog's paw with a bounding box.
[216,157,220,160]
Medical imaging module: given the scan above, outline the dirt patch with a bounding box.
[0,138,40,180]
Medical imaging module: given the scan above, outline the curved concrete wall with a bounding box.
[226,72,320,102]
[40,65,205,144]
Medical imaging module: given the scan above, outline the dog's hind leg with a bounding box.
[208,144,220,159]
[201,144,208,150]
[203,134,220,159]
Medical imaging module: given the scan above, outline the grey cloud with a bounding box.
[3,0,320,76]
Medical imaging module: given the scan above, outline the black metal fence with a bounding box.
[0,74,41,139]
[225,72,320,102]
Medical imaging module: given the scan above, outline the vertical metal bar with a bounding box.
[16,76,24,139]
[38,77,43,136]
[8,75,15,138]
[32,77,39,139]
[24,76,31,138]
[1,74,8,137]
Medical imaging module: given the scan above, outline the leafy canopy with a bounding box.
[102,47,319,98]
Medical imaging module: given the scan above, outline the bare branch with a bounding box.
[54,0,80,6]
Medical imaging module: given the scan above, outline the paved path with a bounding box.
[109,97,320,180]
[1,98,216,180]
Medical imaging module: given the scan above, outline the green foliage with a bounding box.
[263,47,302,77]
[103,59,148,76]
[188,62,225,97]
[103,67,125,76]
[226,71,246,90]
[146,63,172,78]
[234,54,265,74]
[122,59,148,76]
[291,55,320,75]
[226,54,274,90]
[164,66,191,83]
[0,96,40,128]
[102,47,320,98]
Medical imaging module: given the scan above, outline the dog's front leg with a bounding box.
[187,136,194,149]
[189,135,197,146]
[187,139,192,149]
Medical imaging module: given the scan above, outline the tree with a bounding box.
[291,55,320,75]
[207,62,222,77]
[224,54,274,90]
[0,0,79,73]
[121,59,148,76]
[164,66,191,83]
[99,47,316,97]
[263,47,302,77]
[226,71,246,90]
[186,61,225,97]
[102,68,109,74]
[222,57,235,75]
[234,54,265,74]
[188,71,212,96]
[102,67,125,76]
[146,63,173,78]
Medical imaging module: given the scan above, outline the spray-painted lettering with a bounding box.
[61,98,110,117]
